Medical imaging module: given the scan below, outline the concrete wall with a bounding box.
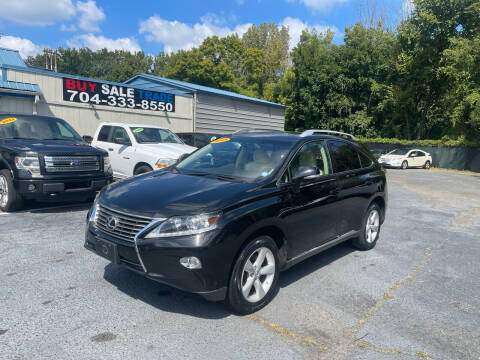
[0,95,34,114]
[6,69,194,136]
[195,93,285,134]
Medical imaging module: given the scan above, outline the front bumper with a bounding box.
[84,225,229,301]
[15,175,112,200]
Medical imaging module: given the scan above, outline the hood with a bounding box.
[137,143,196,159]
[0,138,105,155]
[99,170,257,218]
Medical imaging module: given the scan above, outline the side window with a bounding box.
[416,151,425,157]
[288,141,332,179]
[328,141,361,172]
[112,127,130,143]
[98,126,112,142]
[358,151,373,168]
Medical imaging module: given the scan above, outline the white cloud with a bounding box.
[67,34,141,53]
[60,24,77,32]
[76,0,105,32]
[288,0,348,12]
[281,17,341,50]
[0,35,43,58]
[139,15,252,53]
[0,0,76,26]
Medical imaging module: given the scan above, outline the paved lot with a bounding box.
[1,170,479,360]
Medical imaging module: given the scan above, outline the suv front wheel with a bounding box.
[226,236,279,314]
[0,170,23,212]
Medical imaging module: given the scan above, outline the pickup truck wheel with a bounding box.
[0,170,23,212]
[226,236,279,314]
[134,165,153,175]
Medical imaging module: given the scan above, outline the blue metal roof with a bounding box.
[0,80,40,93]
[0,48,27,67]
[126,73,286,108]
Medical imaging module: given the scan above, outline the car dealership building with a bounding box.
[0,47,285,136]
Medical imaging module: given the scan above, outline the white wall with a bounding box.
[6,69,194,136]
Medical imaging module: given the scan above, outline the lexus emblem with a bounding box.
[106,216,119,230]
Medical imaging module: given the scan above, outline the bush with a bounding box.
[358,136,480,148]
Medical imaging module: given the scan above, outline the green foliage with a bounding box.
[358,136,480,147]
[23,4,480,142]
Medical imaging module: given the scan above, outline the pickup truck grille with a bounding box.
[95,205,153,242]
[44,155,100,173]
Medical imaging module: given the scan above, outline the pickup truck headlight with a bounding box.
[155,158,177,169]
[103,155,112,174]
[14,153,40,175]
[145,213,220,238]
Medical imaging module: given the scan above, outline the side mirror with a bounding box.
[82,135,93,143]
[114,137,131,146]
[293,166,317,181]
[176,153,190,163]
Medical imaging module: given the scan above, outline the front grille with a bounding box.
[44,155,100,173]
[95,205,153,242]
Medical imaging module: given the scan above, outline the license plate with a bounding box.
[95,238,118,263]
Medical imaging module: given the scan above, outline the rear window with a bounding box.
[97,126,111,142]
[328,141,361,172]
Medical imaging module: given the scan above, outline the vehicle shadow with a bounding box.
[279,243,355,288]
[102,263,231,319]
[18,199,93,214]
[102,242,356,318]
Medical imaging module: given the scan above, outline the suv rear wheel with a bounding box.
[0,170,23,212]
[226,236,279,314]
[351,203,381,251]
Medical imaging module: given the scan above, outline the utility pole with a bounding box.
[43,48,58,72]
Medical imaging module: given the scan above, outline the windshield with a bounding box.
[130,127,183,144]
[0,115,82,141]
[177,137,293,181]
[387,149,409,155]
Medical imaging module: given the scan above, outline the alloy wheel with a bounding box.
[0,175,8,208]
[365,209,380,243]
[241,247,276,303]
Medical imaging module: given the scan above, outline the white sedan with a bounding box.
[379,149,432,169]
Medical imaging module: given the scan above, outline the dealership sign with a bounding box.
[62,78,175,112]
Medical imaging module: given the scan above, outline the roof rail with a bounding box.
[233,128,284,135]
[300,129,358,141]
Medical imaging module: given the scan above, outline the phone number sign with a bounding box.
[62,78,175,112]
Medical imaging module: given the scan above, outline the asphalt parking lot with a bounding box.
[1,169,479,360]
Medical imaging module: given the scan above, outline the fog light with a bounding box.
[27,184,36,191]
[180,257,202,269]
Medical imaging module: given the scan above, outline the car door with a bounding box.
[407,150,418,167]
[110,126,134,178]
[414,150,426,167]
[280,140,341,258]
[328,140,373,236]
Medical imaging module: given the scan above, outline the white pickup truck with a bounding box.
[91,122,196,178]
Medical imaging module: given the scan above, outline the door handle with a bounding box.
[122,156,130,160]
[108,148,113,151]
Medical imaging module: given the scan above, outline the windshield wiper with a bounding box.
[207,174,240,181]
[4,136,37,140]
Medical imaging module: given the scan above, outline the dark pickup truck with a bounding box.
[0,114,113,212]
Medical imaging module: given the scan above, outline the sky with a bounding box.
[0,0,410,59]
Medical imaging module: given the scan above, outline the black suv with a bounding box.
[0,114,113,212]
[85,130,387,314]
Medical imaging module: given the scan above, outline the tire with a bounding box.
[134,165,153,175]
[401,160,408,169]
[226,236,279,314]
[351,203,381,251]
[0,169,24,212]
[424,161,431,170]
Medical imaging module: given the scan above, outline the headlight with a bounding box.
[155,158,177,169]
[15,153,40,175]
[145,213,220,238]
[103,155,112,174]
[88,202,98,223]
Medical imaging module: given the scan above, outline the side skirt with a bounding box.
[281,230,359,271]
